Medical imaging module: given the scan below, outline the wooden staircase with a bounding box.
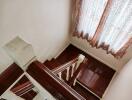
[27,61,86,100]
[0,44,115,100]
[1,60,85,100]
[44,55,100,100]
[43,44,115,100]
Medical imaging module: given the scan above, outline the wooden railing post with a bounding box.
[58,72,62,80]
[76,54,85,69]
[66,67,70,81]
[69,54,86,86]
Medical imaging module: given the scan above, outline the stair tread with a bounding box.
[43,58,61,70]
[73,83,99,100]
[77,62,112,98]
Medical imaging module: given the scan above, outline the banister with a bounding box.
[52,54,85,74]
[27,61,86,100]
[52,54,85,86]
[52,57,78,74]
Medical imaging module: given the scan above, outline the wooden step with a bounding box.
[43,58,61,70]
[20,90,37,100]
[77,62,115,98]
[55,45,79,65]
[11,75,29,88]
[73,83,99,100]
[11,75,37,100]
[0,63,23,95]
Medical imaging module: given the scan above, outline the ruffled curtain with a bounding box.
[72,0,132,58]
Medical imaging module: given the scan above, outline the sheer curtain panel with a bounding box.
[72,0,132,58]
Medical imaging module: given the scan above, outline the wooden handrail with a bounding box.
[27,61,86,100]
[52,54,85,86]
[11,81,34,96]
[52,57,78,74]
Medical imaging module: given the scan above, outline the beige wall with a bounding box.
[0,0,70,73]
[1,0,131,72]
[70,37,132,71]
[102,59,132,100]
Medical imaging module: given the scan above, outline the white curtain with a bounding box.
[98,0,132,53]
[77,0,108,39]
[76,0,132,54]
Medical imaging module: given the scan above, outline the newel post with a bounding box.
[69,54,85,86]
[76,54,85,69]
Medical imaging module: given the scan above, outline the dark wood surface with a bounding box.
[43,44,115,98]
[77,61,115,97]
[11,75,37,100]
[11,75,29,88]
[56,44,115,97]
[0,44,115,99]
[44,58,61,70]
[73,83,99,100]
[21,90,37,100]
[0,63,23,95]
[27,61,86,100]
[11,81,34,96]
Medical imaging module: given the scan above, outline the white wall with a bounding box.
[102,59,132,100]
[70,37,132,71]
[0,0,70,73]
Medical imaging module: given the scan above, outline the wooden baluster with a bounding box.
[69,54,86,86]
[71,63,75,77]
[74,62,78,71]
[69,62,85,86]
[73,79,77,86]
[66,67,70,81]
[58,72,62,80]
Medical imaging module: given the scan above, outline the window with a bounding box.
[72,0,132,58]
